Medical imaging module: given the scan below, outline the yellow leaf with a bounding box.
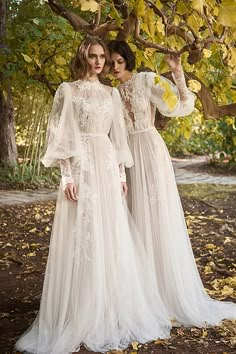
[205,243,216,250]
[203,48,212,58]
[202,329,208,337]
[55,56,67,66]
[228,47,236,71]
[26,252,36,257]
[155,0,163,9]
[213,7,219,16]
[30,243,41,248]
[156,18,165,35]
[154,72,160,86]
[29,227,37,233]
[160,79,178,111]
[80,0,98,12]
[45,226,51,232]
[35,213,42,221]
[204,265,213,275]
[183,128,191,140]
[135,0,146,17]
[187,14,204,31]
[143,48,156,60]
[218,0,236,27]
[21,243,30,249]
[21,53,33,63]
[221,286,234,296]
[154,338,165,345]
[188,79,201,93]
[177,1,189,15]
[131,342,139,350]
[34,58,41,68]
[191,0,205,13]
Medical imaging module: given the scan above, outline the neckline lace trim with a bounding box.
[120,74,136,88]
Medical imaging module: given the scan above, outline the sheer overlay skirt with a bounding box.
[127,127,236,327]
[16,135,170,354]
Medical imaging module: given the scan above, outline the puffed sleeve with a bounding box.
[144,71,195,117]
[109,88,134,168]
[41,82,82,167]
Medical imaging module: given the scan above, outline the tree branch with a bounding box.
[113,0,129,19]
[134,17,184,54]
[47,0,119,37]
[47,0,90,31]
[116,14,136,41]
[32,74,56,96]
[166,24,194,44]
[145,0,167,25]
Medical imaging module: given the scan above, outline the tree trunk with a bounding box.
[0,87,17,163]
[0,0,17,164]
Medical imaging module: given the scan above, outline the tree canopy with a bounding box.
[5,0,236,117]
[1,0,236,165]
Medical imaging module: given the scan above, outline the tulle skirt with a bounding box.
[127,127,236,327]
[15,135,170,354]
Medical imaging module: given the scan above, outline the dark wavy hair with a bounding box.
[108,40,136,71]
[71,36,112,80]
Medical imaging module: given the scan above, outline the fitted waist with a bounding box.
[129,127,156,135]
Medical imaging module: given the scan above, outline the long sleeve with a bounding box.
[41,82,82,168]
[60,159,74,187]
[172,69,190,101]
[109,88,134,168]
[119,163,126,183]
[144,72,195,117]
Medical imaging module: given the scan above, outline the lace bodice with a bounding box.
[118,71,195,133]
[42,79,133,185]
[69,80,113,134]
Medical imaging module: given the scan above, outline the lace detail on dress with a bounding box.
[172,70,190,101]
[119,75,136,122]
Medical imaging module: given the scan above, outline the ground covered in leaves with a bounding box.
[0,184,235,354]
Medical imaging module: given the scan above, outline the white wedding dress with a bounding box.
[118,70,236,327]
[15,80,171,354]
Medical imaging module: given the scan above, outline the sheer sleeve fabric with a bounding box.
[109,88,134,168]
[144,72,195,117]
[41,82,82,167]
[60,159,74,187]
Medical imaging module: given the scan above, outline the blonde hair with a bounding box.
[71,36,111,80]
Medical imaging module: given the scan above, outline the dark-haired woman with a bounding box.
[109,40,236,328]
[15,37,171,354]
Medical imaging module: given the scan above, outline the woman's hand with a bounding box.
[64,182,78,201]
[165,54,182,73]
[121,182,128,197]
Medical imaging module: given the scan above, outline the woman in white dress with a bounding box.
[15,37,171,354]
[108,40,236,327]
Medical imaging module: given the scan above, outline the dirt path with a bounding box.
[0,184,235,354]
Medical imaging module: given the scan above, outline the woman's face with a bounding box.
[110,52,127,80]
[87,44,106,77]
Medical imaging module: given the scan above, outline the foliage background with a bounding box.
[1,0,236,183]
